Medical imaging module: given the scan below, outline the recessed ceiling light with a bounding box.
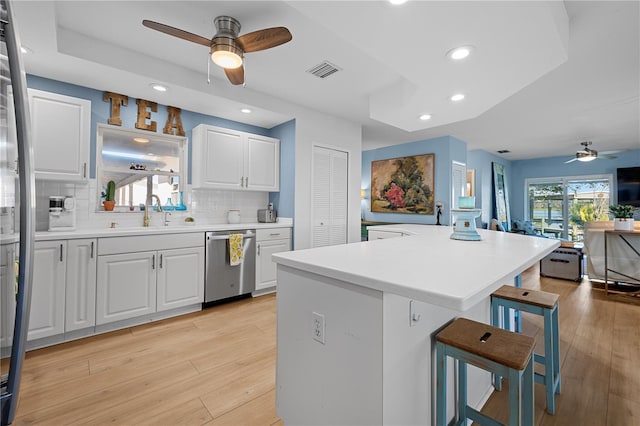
[447,46,473,61]
[419,114,432,121]
[20,46,32,54]
[133,137,150,144]
[150,83,168,92]
[389,0,408,4]
[240,108,252,114]
[450,93,465,102]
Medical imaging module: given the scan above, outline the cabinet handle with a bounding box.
[240,177,244,187]
[245,177,248,187]
[270,233,280,237]
[90,241,94,259]
[257,244,260,256]
[83,162,87,178]
[160,254,163,268]
[152,254,155,270]
[59,244,63,262]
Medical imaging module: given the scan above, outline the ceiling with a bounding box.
[11,1,640,161]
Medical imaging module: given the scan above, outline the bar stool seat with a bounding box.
[436,317,535,426]
[491,285,561,415]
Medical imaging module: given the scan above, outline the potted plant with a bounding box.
[609,204,636,231]
[103,180,116,211]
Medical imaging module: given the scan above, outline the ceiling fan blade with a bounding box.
[600,154,619,159]
[565,158,578,164]
[225,66,245,85]
[142,20,211,47]
[236,27,292,53]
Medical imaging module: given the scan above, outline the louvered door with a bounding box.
[311,146,348,248]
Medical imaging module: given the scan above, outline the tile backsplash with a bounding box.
[36,179,270,231]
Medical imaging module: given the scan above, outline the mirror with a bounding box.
[96,124,187,212]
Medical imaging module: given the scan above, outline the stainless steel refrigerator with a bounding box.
[0,0,35,424]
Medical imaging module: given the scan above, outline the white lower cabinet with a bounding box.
[256,228,291,292]
[96,233,205,325]
[157,247,204,312]
[1,243,16,348]
[96,251,157,325]
[65,239,97,332]
[29,241,66,340]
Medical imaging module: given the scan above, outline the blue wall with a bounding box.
[467,150,513,228]
[268,119,295,218]
[26,75,295,214]
[362,136,466,225]
[510,149,640,220]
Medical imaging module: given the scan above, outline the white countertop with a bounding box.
[274,225,559,311]
[33,220,292,241]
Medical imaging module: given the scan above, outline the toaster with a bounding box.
[257,208,277,223]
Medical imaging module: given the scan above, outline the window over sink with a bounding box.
[96,124,187,212]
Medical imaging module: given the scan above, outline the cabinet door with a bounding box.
[29,241,66,340]
[65,239,97,332]
[256,239,291,291]
[28,89,90,181]
[193,125,244,189]
[0,244,16,349]
[96,252,156,325]
[157,247,204,312]
[246,135,279,191]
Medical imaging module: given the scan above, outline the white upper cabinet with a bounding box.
[28,89,91,181]
[192,124,279,191]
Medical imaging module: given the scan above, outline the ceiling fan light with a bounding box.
[211,50,243,69]
[577,155,596,162]
[211,40,243,69]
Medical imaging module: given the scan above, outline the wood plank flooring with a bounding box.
[11,265,640,425]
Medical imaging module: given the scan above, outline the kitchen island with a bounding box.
[273,225,559,425]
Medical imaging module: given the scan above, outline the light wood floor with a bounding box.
[10,265,640,425]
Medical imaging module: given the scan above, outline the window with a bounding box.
[96,124,187,212]
[526,175,612,242]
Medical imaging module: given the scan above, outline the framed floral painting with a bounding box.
[370,153,434,214]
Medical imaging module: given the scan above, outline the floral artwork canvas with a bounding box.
[370,154,435,215]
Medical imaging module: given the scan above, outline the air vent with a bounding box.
[497,149,511,154]
[306,61,342,79]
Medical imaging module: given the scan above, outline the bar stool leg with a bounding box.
[543,308,556,415]
[514,274,522,332]
[491,300,503,391]
[508,367,523,426]
[458,360,467,424]
[436,341,447,426]
[553,305,561,395]
[523,357,534,426]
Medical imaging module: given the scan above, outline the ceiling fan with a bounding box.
[564,141,619,163]
[142,16,292,86]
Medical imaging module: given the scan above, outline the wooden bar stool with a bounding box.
[436,318,535,426]
[491,285,561,415]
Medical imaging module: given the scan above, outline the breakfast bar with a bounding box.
[274,226,559,425]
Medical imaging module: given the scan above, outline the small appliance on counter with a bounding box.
[257,203,277,223]
[49,195,76,231]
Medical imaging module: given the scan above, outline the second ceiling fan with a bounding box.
[143,16,292,85]
[565,141,619,163]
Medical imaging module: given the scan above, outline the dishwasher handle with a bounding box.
[207,233,255,241]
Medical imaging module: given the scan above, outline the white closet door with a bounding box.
[451,162,467,209]
[311,146,348,248]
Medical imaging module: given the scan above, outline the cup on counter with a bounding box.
[227,209,241,224]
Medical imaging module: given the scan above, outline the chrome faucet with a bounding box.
[143,194,163,227]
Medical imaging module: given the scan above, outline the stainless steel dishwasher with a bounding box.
[204,229,256,305]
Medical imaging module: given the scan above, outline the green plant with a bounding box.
[609,204,636,219]
[105,180,116,202]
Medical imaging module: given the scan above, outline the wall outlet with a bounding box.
[312,312,325,344]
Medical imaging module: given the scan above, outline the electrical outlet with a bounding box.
[312,312,325,344]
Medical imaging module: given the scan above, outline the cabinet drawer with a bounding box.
[256,228,291,242]
[98,232,204,255]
